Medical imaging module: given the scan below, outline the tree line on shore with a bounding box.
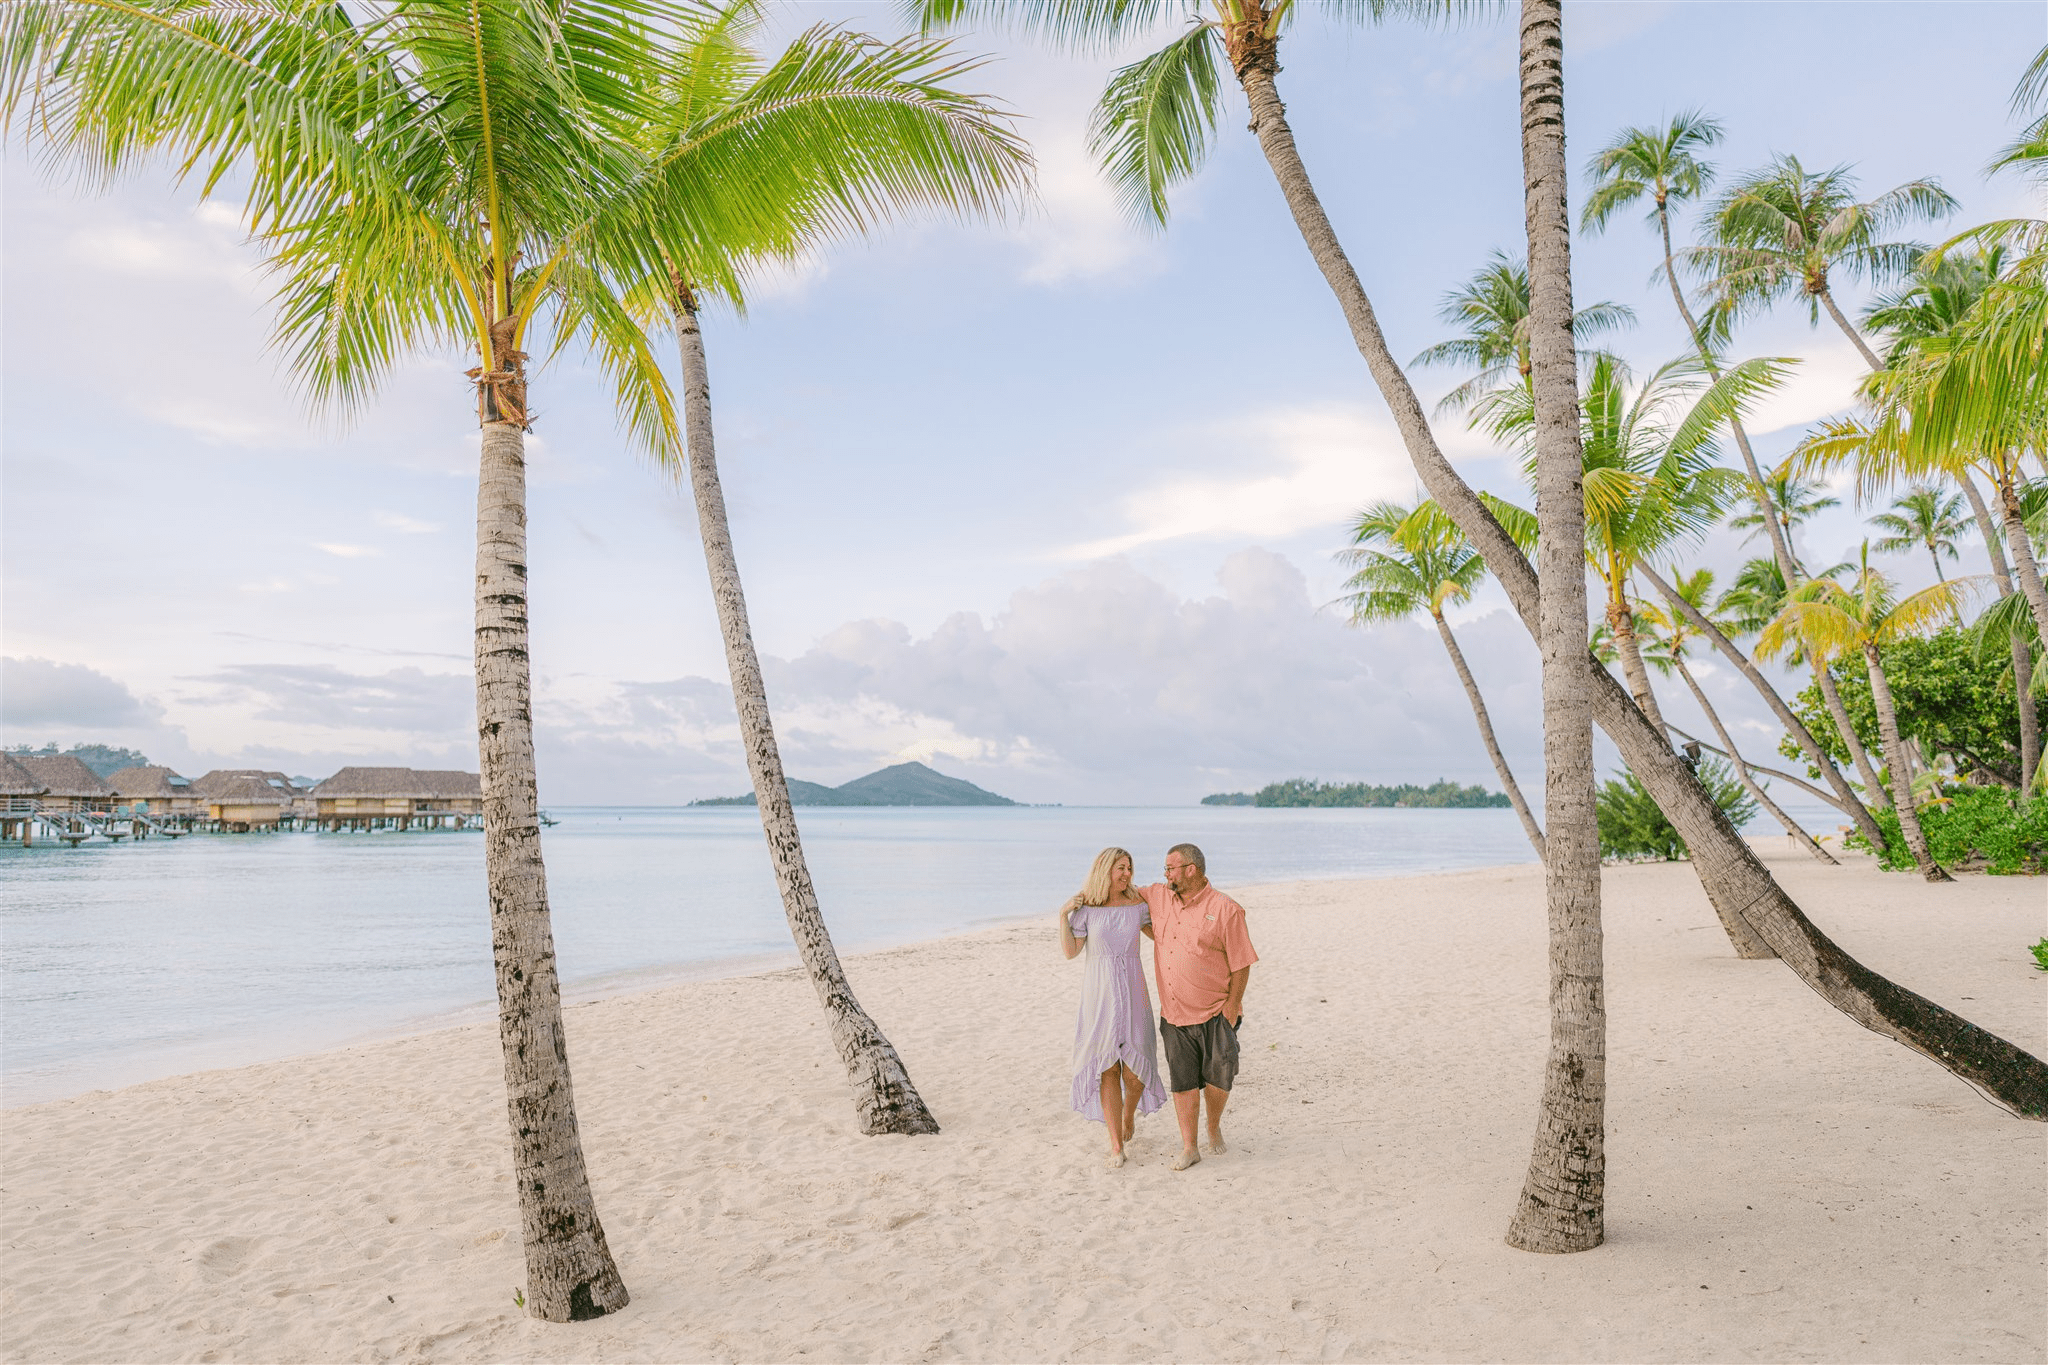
[1203,779,1511,808]
[6,0,2043,1320]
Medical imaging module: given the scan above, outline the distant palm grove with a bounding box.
[1203,780,1513,809]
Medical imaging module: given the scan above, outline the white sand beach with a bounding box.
[3,846,2043,1363]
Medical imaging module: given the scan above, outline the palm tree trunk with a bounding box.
[1816,664,1889,810]
[1657,209,1800,586]
[1960,471,2040,791]
[673,292,938,1136]
[1504,0,1604,1254]
[1606,588,1665,735]
[1819,285,1887,371]
[1638,564,1885,844]
[1673,657,1837,863]
[1863,643,1952,882]
[1220,12,2048,1118]
[474,410,629,1322]
[1997,471,2048,647]
[1433,610,1546,860]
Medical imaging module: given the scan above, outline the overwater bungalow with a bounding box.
[312,766,482,830]
[189,770,315,823]
[106,766,205,820]
[18,756,114,813]
[191,772,292,831]
[0,754,48,842]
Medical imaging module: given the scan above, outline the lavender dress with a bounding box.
[1068,902,1167,1120]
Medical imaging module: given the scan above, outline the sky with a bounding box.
[3,1,2041,805]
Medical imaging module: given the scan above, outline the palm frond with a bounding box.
[1087,23,1222,229]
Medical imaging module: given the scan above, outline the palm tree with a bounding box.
[606,15,1030,1134]
[1638,570,1836,863]
[1861,246,2039,791]
[1689,155,1957,371]
[1637,557,1889,848]
[1336,500,1546,858]
[912,0,2048,1119]
[0,0,747,1318]
[1411,250,1632,414]
[1725,467,1839,576]
[1473,353,1754,736]
[1581,112,1809,591]
[1760,550,1983,882]
[1869,486,1966,581]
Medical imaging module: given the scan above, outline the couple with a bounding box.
[1057,843,1258,1171]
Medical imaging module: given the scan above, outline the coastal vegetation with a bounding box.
[1846,787,2048,876]
[1595,757,1756,863]
[1202,779,1510,809]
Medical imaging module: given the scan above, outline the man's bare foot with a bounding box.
[1105,1150,1126,1169]
[1206,1132,1227,1155]
[1122,1116,1136,1142]
[1172,1147,1201,1171]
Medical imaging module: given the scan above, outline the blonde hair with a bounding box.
[1080,847,1134,906]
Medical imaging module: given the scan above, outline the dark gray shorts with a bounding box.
[1160,1012,1239,1093]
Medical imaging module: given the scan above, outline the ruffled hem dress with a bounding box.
[1068,901,1168,1120]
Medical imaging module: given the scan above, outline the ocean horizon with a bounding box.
[6,802,1568,1106]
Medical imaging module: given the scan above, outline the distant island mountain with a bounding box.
[1203,779,1510,809]
[692,760,1017,808]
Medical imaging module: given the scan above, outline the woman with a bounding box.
[1059,846,1166,1167]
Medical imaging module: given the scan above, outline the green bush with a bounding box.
[1596,756,1759,862]
[1845,787,2048,874]
[2031,939,2048,972]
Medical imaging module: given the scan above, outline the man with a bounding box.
[1139,842,1257,1171]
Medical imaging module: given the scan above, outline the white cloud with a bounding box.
[316,543,379,558]
[1741,342,1870,438]
[1062,403,1421,558]
[374,511,441,534]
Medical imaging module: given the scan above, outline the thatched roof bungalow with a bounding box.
[18,756,114,811]
[194,772,293,829]
[311,766,481,828]
[106,765,204,817]
[0,753,47,803]
[191,769,314,818]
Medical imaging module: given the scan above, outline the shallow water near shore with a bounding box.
[0,805,1539,1105]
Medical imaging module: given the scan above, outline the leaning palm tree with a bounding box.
[1869,486,1966,581]
[914,0,2048,1122]
[599,10,1031,1134]
[0,0,752,1319]
[1336,499,1545,858]
[1638,570,1836,863]
[1473,353,1756,736]
[1689,155,1957,371]
[1410,250,1632,415]
[1760,550,1984,883]
[1581,110,1808,576]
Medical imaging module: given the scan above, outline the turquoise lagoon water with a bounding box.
[0,805,1539,1105]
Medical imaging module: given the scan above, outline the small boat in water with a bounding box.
[539,811,559,827]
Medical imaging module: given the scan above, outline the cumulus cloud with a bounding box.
[533,550,1543,804]
[1063,404,1424,559]
[0,657,163,731]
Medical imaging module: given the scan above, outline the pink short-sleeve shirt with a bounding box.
[1140,882,1258,1027]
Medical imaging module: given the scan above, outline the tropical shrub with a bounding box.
[1596,756,1758,861]
[1780,628,2043,788]
[1845,786,2048,874]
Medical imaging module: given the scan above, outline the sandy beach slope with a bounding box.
[3,845,2043,1363]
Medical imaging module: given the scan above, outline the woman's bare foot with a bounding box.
[1172,1147,1201,1171]
[1122,1115,1136,1143]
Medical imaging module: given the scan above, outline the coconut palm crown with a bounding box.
[1688,155,1956,370]
[1411,250,1633,415]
